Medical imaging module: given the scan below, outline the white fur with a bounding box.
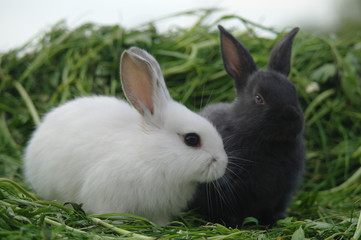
[24,48,227,225]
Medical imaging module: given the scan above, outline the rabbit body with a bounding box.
[189,26,305,227]
[24,48,228,225]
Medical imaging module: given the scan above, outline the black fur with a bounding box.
[188,26,305,228]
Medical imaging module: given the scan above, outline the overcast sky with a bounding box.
[0,0,345,52]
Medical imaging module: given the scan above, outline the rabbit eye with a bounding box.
[184,133,201,147]
[255,94,265,105]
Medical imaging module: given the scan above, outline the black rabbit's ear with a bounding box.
[218,25,257,93]
[267,27,299,76]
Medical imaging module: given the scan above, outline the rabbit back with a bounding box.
[25,96,145,202]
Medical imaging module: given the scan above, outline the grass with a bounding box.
[1,9,361,239]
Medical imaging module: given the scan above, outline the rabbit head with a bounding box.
[120,47,228,183]
[218,26,303,141]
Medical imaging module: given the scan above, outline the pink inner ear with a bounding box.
[121,55,154,115]
[222,35,241,75]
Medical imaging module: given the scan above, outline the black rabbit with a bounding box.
[188,25,305,227]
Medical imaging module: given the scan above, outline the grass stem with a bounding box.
[319,166,361,195]
[352,211,361,240]
[13,81,40,126]
[90,217,154,240]
[0,178,37,201]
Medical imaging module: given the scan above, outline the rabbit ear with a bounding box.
[218,25,257,93]
[267,27,299,76]
[127,47,168,92]
[120,48,171,117]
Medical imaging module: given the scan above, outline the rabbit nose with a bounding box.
[281,106,300,121]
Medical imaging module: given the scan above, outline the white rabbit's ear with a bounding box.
[120,48,171,117]
[127,47,165,89]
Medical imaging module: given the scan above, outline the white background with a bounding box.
[0,0,350,52]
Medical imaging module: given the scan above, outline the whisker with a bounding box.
[205,88,214,108]
[199,85,206,111]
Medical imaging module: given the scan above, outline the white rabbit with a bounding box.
[24,47,228,225]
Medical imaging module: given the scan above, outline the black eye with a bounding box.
[184,133,201,147]
[255,94,265,105]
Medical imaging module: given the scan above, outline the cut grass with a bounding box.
[1,9,361,239]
